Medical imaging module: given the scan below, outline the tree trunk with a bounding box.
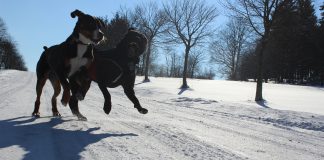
[255,39,266,101]
[181,46,190,88]
[191,66,195,78]
[144,40,152,82]
[140,50,147,76]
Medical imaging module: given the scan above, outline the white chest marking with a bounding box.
[79,33,92,44]
[68,44,88,77]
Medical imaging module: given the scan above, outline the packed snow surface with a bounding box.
[0,70,323,160]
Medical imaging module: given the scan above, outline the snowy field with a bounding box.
[0,70,323,160]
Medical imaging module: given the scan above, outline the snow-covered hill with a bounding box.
[0,70,323,160]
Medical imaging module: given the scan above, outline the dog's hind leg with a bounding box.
[32,77,47,117]
[49,73,61,117]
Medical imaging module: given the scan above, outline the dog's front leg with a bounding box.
[69,94,87,121]
[57,73,71,106]
[98,84,112,115]
[122,85,148,114]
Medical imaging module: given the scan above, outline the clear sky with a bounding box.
[0,0,323,72]
[0,0,152,72]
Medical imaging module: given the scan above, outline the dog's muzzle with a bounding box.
[92,30,104,44]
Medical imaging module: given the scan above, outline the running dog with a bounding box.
[68,28,148,120]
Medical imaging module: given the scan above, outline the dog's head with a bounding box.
[118,28,148,60]
[71,9,105,45]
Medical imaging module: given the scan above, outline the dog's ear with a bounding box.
[43,46,48,50]
[71,9,84,18]
[127,42,139,58]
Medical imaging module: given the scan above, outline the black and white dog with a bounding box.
[32,9,105,117]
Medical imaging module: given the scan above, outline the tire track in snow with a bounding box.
[118,119,246,160]
[147,98,324,159]
[108,99,247,160]
[75,98,182,159]
[73,88,191,159]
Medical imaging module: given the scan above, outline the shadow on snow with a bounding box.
[0,116,138,160]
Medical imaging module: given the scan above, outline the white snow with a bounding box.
[0,70,324,160]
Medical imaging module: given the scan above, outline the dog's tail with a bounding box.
[36,47,50,79]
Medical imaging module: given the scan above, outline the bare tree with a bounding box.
[130,2,168,82]
[210,18,250,80]
[0,18,7,69]
[196,67,216,80]
[163,0,218,88]
[0,18,7,40]
[222,0,281,101]
[163,46,183,78]
[188,50,205,78]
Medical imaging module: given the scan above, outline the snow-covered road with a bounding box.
[0,70,323,160]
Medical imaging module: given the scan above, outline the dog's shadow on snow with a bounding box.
[0,116,137,160]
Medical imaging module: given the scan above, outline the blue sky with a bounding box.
[0,0,323,72]
[0,0,147,71]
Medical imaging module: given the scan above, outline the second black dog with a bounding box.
[69,28,148,120]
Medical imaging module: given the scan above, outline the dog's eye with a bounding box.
[89,23,97,30]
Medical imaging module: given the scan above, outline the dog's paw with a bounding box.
[138,108,148,114]
[32,112,40,118]
[61,100,68,106]
[76,114,87,121]
[72,111,87,121]
[75,92,84,101]
[103,105,112,115]
[53,112,62,117]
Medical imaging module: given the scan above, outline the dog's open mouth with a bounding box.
[92,37,104,44]
[79,30,104,45]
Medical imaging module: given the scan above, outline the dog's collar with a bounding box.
[71,36,91,46]
[76,39,90,45]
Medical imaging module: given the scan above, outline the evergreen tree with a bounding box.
[238,44,258,81]
[0,17,27,71]
[96,13,130,51]
[264,0,299,83]
[261,0,318,84]
[317,2,324,85]
[235,0,322,85]
[295,0,317,83]
[320,2,324,25]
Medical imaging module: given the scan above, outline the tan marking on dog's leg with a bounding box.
[50,79,61,116]
[33,77,47,116]
[61,87,71,107]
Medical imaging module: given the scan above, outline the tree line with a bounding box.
[0,17,27,71]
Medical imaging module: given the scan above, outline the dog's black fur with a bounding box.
[68,28,148,120]
[32,10,105,117]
